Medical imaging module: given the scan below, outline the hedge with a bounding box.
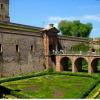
[0,71,48,84]
[0,71,99,84]
[0,71,99,99]
[10,91,32,99]
[50,72,99,79]
[82,78,100,98]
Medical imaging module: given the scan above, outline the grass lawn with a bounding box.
[97,93,100,98]
[1,74,97,99]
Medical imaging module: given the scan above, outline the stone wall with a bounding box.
[58,35,90,52]
[0,23,45,77]
[0,22,90,77]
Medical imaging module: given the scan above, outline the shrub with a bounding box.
[0,71,48,84]
[81,78,100,98]
[51,72,98,79]
[47,67,54,73]
[72,43,90,52]
[10,91,32,99]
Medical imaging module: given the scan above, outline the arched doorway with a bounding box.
[91,58,100,73]
[60,57,72,71]
[75,58,88,72]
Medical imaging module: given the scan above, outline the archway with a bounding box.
[60,57,72,71]
[75,58,88,72]
[91,58,100,73]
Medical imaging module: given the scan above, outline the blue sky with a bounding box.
[10,0,100,38]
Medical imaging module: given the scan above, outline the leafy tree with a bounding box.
[71,43,90,52]
[58,20,93,37]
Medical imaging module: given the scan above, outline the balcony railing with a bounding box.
[49,50,100,56]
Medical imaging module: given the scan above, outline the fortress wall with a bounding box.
[0,29,45,77]
[0,23,91,77]
[58,35,89,51]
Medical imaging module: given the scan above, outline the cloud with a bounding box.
[48,14,100,22]
[49,16,77,22]
[83,15,100,22]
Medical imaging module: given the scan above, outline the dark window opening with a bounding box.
[0,44,2,52]
[16,45,19,52]
[91,48,95,52]
[31,45,33,52]
[1,4,3,9]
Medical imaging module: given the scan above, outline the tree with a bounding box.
[58,20,93,38]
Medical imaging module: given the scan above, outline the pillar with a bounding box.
[88,57,95,74]
[43,34,50,69]
[56,56,61,72]
[72,57,78,73]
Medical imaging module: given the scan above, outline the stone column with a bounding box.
[43,34,50,69]
[88,58,93,74]
[72,58,78,73]
[56,56,61,72]
[72,62,78,73]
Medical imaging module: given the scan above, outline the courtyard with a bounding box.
[1,72,99,99]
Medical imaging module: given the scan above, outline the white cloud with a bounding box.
[48,14,100,22]
[49,16,77,22]
[83,15,100,22]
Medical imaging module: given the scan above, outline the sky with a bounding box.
[10,0,100,38]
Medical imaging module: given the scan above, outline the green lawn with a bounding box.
[1,74,97,99]
[97,94,100,98]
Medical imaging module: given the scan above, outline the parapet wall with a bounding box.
[0,22,45,77]
[58,35,90,51]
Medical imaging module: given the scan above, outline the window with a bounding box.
[16,45,19,52]
[31,45,33,52]
[0,44,2,52]
[0,4,2,15]
[1,4,3,9]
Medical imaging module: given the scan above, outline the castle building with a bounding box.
[0,0,90,77]
[0,0,10,22]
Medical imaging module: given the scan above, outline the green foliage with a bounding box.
[47,67,55,73]
[0,71,99,99]
[58,20,93,37]
[51,72,98,79]
[10,91,32,99]
[96,48,100,53]
[1,72,99,99]
[72,43,90,52]
[60,58,72,71]
[0,71,48,84]
[86,83,100,98]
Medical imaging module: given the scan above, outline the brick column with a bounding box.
[43,34,50,69]
[88,58,93,74]
[43,34,49,56]
[56,56,61,72]
[72,62,78,73]
[72,58,78,73]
